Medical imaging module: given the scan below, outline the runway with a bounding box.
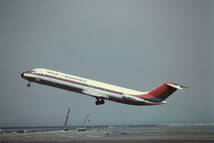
[0,124,214,143]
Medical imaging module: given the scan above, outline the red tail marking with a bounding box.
[134,82,177,101]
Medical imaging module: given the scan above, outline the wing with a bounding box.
[82,89,109,99]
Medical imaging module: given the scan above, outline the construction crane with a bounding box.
[77,113,90,132]
[64,108,70,131]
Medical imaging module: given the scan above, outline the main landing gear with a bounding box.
[95,98,105,105]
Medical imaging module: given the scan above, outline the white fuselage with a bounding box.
[21,68,163,105]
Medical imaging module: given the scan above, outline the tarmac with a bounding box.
[0,124,214,143]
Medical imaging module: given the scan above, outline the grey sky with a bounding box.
[0,0,213,127]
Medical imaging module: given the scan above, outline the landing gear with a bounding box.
[95,101,100,105]
[27,82,31,87]
[95,98,105,105]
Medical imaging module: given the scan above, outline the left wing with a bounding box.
[82,89,109,99]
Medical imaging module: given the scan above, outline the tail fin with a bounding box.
[136,82,184,102]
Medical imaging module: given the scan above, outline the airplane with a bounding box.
[21,68,184,106]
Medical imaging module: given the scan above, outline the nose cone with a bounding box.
[21,72,24,78]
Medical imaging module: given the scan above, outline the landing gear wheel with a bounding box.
[27,83,31,87]
[100,99,105,104]
[95,101,100,105]
[95,98,105,105]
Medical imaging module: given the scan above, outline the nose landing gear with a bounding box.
[27,82,31,87]
[95,98,105,105]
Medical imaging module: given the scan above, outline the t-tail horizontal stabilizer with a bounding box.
[135,82,185,103]
[166,82,188,90]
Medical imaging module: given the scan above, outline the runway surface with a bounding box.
[0,124,214,143]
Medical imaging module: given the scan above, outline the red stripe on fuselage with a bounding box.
[26,72,124,95]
